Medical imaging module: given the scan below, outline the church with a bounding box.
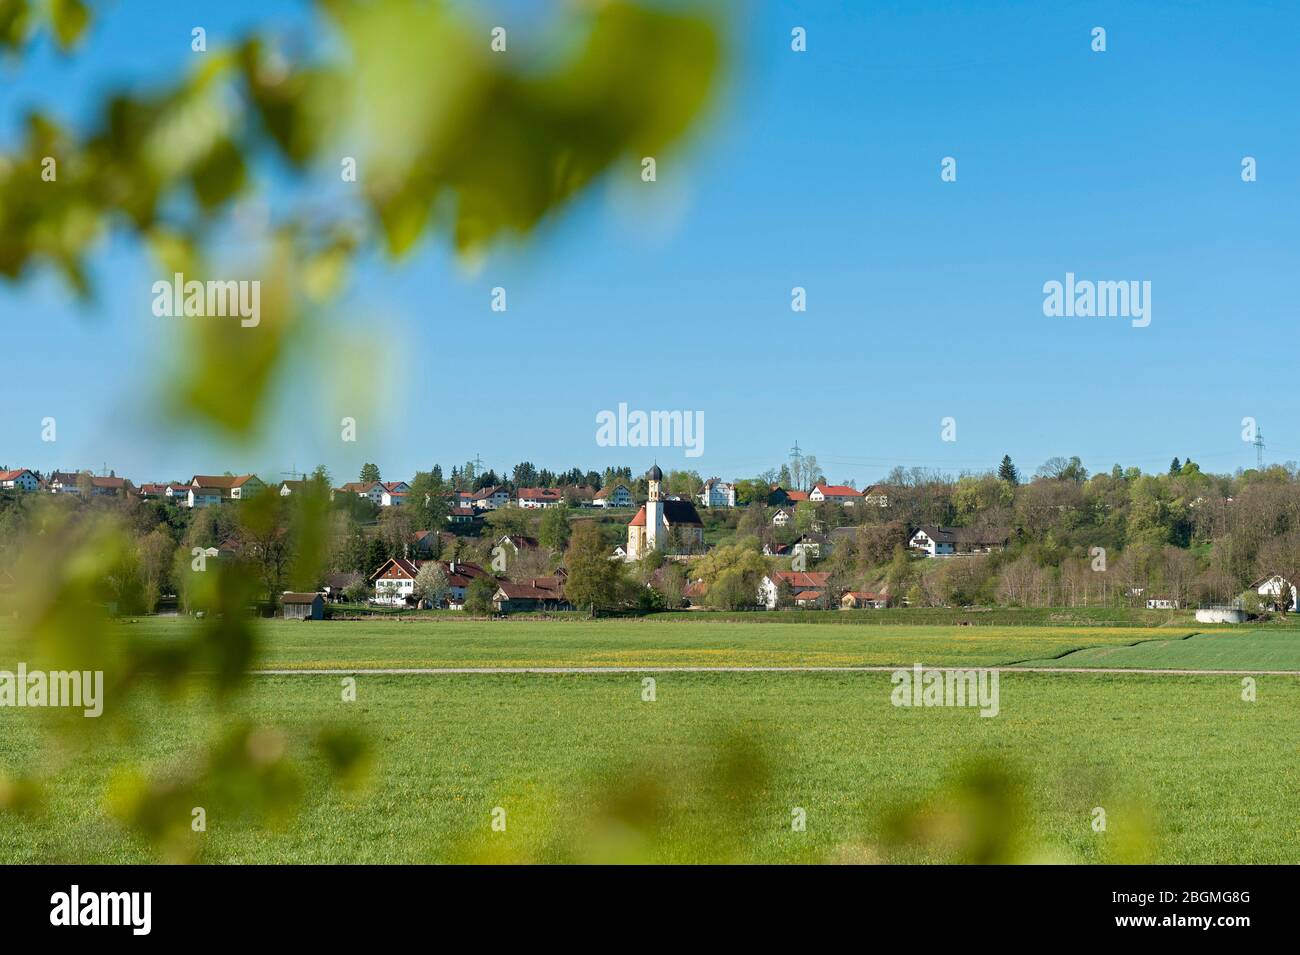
[625,465,705,560]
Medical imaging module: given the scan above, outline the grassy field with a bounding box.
[51,617,1211,670]
[2,616,1297,864]
[1,670,1296,864]
[1020,629,1300,670]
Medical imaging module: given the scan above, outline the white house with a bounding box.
[335,481,385,506]
[0,469,41,492]
[697,478,736,508]
[188,487,225,508]
[909,525,1010,557]
[380,481,410,506]
[518,487,563,508]
[368,557,423,605]
[1146,598,1180,610]
[771,508,792,528]
[809,484,860,507]
[594,484,633,508]
[187,474,266,505]
[758,570,832,610]
[1253,574,1298,612]
[472,486,511,510]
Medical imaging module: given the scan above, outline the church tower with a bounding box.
[645,463,663,553]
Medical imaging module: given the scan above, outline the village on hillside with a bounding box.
[2,454,1298,621]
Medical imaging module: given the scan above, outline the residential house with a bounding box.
[369,557,424,605]
[809,484,861,507]
[321,572,363,602]
[472,486,511,510]
[593,484,633,509]
[492,577,572,613]
[447,507,478,525]
[281,592,325,620]
[380,481,410,506]
[1146,597,1180,610]
[1253,574,1298,612]
[791,533,829,560]
[440,560,491,608]
[46,471,83,494]
[771,508,792,528]
[841,590,888,609]
[792,590,824,607]
[335,481,384,506]
[187,474,266,506]
[758,570,833,610]
[278,480,303,496]
[89,475,133,498]
[697,478,736,508]
[517,487,564,508]
[909,525,1011,557]
[497,535,541,557]
[0,469,41,492]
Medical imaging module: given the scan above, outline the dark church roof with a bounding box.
[627,500,703,528]
[647,464,663,481]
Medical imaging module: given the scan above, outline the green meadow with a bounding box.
[76,616,1199,670]
[1,617,1297,864]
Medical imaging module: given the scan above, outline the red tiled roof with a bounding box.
[772,571,831,589]
[814,484,860,497]
[785,490,810,502]
[191,474,258,489]
[517,487,562,500]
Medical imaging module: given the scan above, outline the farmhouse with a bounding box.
[493,578,571,613]
[281,592,325,620]
[625,465,705,560]
[0,469,40,492]
[909,525,1010,557]
[518,487,564,508]
[758,570,833,609]
[593,484,633,508]
[369,557,423,605]
[809,484,860,506]
[771,508,792,528]
[1252,574,1297,612]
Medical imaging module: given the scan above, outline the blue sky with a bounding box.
[1,0,1297,487]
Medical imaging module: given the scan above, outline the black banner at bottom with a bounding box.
[0,864,1276,940]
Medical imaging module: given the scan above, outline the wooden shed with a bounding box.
[281,592,325,621]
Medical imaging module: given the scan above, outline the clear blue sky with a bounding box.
[1,0,1297,486]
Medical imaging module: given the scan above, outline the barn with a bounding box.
[281,592,325,620]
